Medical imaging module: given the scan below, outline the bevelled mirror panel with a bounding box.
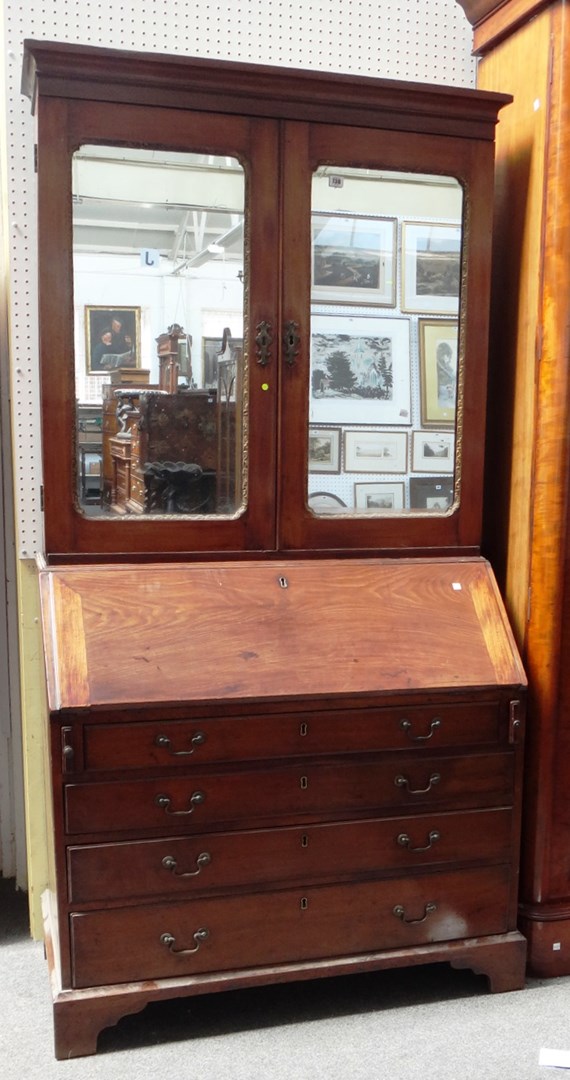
[308,166,462,518]
[73,146,246,519]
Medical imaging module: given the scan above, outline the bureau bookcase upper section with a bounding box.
[22,40,510,562]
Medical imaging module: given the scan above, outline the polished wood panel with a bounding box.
[69,865,512,989]
[38,559,526,711]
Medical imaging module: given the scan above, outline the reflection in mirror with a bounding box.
[308,167,463,519]
[73,146,246,518]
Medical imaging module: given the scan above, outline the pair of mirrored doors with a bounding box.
[65,106,467,554]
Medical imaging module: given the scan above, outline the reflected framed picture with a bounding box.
[308,427,341,473]
[310,313,411,425]
[202,334,243,390]
[354,482,405,511]
[402,222,461,314]
[409,476,454,511]
[344,429,408,474]
[86,306,140,374]
[412,430,454,473]
[312,212,396,306]
[419,319,458,428]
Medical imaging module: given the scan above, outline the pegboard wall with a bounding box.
[4,0,476,558]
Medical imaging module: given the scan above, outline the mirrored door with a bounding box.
[37,99,280,555]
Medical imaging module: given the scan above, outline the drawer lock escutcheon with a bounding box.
[393,902,437,925]
[397,830,441,853]
[394,773,440,795]
[399,717,442,741]
[160,928,210,955]
[155,791,205,815]
[155,731,206,756]
[162,852,211,877]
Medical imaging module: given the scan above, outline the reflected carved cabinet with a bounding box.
[23,41,528,1059]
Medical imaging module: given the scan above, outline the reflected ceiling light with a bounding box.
[207,243,225,254]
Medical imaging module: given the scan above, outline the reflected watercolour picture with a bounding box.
[312,213,396,306]
[310,314,411,425]
[354,482,405,511]
[344,429,407,473]
[412,431,454,473]
[86,306,140,374]
[419,319,458,427]
[402,223,461,314]
[308,427,341,473]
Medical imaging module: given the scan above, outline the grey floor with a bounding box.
[1,877,569,1080]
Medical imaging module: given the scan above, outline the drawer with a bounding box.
[82,701,502,771]
[67,807,513,903]
[64,752,514,835]
[69,863,512,988]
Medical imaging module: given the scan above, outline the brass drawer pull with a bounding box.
[155,731,206,756]
[397,830,441,853]
[393,902,437,925]
[155,791,205,815]
[399,717,442,741]
[394,772,440,794]
[162,852,211,877]
[160,928,210,955]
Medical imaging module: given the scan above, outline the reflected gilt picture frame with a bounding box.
[419,319,459,428]
[312,212,397,307]
[86,305,140,375]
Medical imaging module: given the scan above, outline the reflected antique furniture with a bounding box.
[457,0,570,978]
[23,40,526,1060]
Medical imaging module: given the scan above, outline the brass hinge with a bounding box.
[34,144,38,173]
[509,700,523,744]
[40,484,44,512]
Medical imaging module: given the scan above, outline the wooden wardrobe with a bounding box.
[457,0,570,977]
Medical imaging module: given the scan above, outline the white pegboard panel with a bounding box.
[4,0,475,558]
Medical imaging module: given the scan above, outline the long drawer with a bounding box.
[69,864,512,989]
[64,752,515,835]
[82,701,503,771]
[67,807,513,903]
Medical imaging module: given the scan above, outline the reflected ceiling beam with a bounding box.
[172,219,244,274]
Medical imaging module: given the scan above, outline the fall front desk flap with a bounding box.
[38,557,526,712]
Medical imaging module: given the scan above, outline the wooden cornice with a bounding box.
[456,0,553,53]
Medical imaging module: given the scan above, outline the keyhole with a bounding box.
[300,776,308,790]
[300,897,308,910]
[301,834,309,848]
[300,722,308,737]
[278,576,288,589]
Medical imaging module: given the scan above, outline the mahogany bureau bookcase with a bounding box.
[22,40,527,1058]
